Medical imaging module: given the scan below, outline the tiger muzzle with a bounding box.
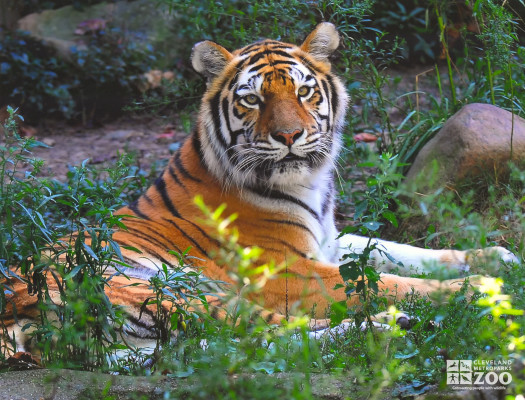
[270,129,303,147]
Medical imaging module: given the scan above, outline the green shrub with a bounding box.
[0,26,157,123]
[0,32,75,121]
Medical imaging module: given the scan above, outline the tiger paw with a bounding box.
[359,310,413,332]
[467,246,519,266]
[487,246,519,264]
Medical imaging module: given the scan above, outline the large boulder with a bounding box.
[17,0,176,58]
[405,103,525,191]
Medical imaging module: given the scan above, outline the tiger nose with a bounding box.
[270,129,303,146]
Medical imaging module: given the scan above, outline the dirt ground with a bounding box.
[26,115,190,180]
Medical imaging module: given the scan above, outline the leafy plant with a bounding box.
[1,108,147,369]
[0,32,75,121]
[139,248,212,357]
[0,25,157,123]
[71,27,158,124]
[0,107,51,358]
[334,153,404,330]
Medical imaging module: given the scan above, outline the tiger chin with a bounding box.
[3,23,517,355]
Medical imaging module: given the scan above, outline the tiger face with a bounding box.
[192,23,348,190]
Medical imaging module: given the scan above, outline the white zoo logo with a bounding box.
[446,359,513,387]
[447,360,472,385]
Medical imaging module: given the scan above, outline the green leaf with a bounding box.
[339,263,360,281]
[82,243,99,261]
[382,210,398,228]
[363,221,383,231]
[330,301,348,326]
[64,264,84,280]
[354,200,368,220]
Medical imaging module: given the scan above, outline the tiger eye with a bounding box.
[298,86,310,97]
[244,94,259,105]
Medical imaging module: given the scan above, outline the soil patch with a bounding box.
[26,115,190,181]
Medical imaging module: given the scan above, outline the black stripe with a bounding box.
[192,131,202,156]
[270,60,297,66]
[143,193,153,205]
[228,63,243,90]
[174,151,202,183]
[154,176,181,218]
[128,199,150,221]
[163,218,209,258]
[183,219,221,248]
[221,97,234,146]
[299,56,322,74]
[249,63,268,72]
[124,225,182,255]
[326,75,339,119]
[127,314,156,332]
[321,181,334,216]
[118,238,174,268]
[210,306,220,319]
[265,312,276,323]
[269,44,294,50]
[249,49,293,65]
[231,129,245,142]
[257,235,309,259]
[248,186,320,222]
[240,42,263,55]
[168,164,186,190]
[209,92,228,149]
[239,41,292,55]
[262,218,319,245]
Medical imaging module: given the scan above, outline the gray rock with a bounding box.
[42,137,56,147]
[0,369,347,400]
[405,103,525,191]
[0,368,515,399]
[107,129,144,141]
[17,0,176,58]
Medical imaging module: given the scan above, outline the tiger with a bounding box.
[2,22,516,356]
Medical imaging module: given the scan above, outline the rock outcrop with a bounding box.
[405,103,525,191]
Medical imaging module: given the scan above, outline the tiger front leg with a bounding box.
[337,233,518,276]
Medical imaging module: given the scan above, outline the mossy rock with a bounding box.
[17,0,176,58]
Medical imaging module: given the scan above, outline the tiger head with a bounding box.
[192,23,348,191]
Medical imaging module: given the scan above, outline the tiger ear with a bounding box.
[300,22,340,61]
[191,41,233,79]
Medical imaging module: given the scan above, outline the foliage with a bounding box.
[0,107,50,357]
[70,28,158,124]
[139,249,211,357]
[334,153,404,329]
[0,32,75,121]
[0,28,156,123]
[0,108,151,369]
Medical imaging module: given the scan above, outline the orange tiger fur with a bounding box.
[2,23,515,356]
